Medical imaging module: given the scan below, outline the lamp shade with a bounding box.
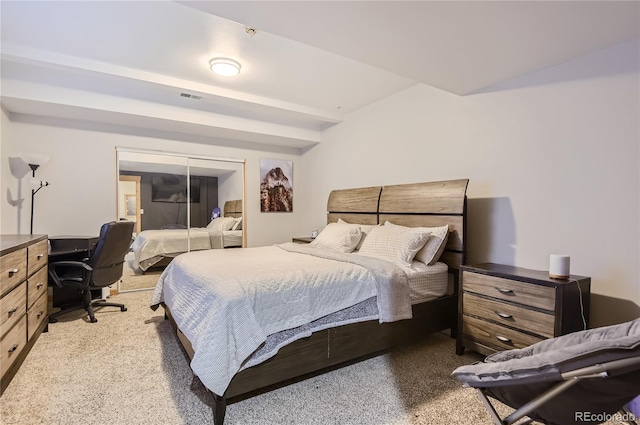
[15,153,49,166]
[29,178,49,189]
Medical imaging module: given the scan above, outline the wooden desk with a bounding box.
[48,235,99,259]
[48,236,99,309]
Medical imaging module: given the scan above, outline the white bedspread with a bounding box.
[150,242,412,396]
[130,228,214,270]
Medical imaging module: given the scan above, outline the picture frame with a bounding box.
[260,159,293,212]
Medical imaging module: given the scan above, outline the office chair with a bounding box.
[48,221,134,323]
[452,318,640,425]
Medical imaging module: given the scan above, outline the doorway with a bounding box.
[118,175,141,234]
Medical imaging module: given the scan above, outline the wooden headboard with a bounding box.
[223,199,243,218]
[326,179,469,275]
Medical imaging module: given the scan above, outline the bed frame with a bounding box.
[143,199,243,270]
[163,180,468,424]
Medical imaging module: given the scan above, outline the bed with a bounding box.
[152,180,468,425]
[130,199,243,271]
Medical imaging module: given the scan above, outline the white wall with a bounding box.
[2,40,637,327]
[0,118,304,247]
[298,40,640,327]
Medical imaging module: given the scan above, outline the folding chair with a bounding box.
[452,318,640,425]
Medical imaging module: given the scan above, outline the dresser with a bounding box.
[456,263,590,356]
[1,234,49,395]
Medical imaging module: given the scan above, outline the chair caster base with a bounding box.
[121,307,127,312]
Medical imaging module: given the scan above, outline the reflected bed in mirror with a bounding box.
[128,199,243,272]
[117,148,245,292]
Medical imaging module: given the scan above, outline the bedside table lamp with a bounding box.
[17,153,50,234]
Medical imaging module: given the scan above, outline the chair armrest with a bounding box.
[49,260,93,269]
[48,261,93,288]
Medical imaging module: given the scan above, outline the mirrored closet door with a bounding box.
[116,148,245,291]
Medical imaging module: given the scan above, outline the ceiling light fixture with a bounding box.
[209,58,241,77]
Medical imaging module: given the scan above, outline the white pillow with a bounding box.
[309,222,362,253]
[385,221,449,265]
[338,218,377,250]
[357,224,430,266]
[206,216,236,231]
[231,217,243,231]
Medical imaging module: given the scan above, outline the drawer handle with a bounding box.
[36,282,45,289]
[8,268,19,276]
[495,335,512,343]
[37,310,45,319]
[8,344,19,353]
[495,311,513,319]
[496,287,514,295]
[8,307,19,314]
[37,254,45,259]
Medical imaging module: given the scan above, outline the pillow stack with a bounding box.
[385,221,449,266]
[309,221,362,253]
[309,219,450,266]
[206,216,236,231]
[337,218,377,250]
[357,221,449,266]
[357,224,431,266]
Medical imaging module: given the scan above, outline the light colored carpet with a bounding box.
[0,291,627,425]
[119,252,163,291]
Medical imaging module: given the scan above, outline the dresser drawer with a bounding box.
[27,266,48,309]
[27,240,48,276]
[27,293,48,341]
[0,315,27,378]
[463,293,555,339]
[0,282,27,335]
[463,272,555,311]
[0,248,27,297]
[463,315,543,351]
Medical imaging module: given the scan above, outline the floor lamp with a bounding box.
[17,153,50,234]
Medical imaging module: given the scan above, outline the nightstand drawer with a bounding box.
[463,293,555,338]
[463,315,543,351]
[0,282,27,334]
[0,315,27,378]
[27,266,48,309]
[27,240,48,276]
[0,248,27,297]
[464,272,555,311]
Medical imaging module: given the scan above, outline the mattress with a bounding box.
[131,227,241,270]
[150,243,413,395]
[403,261,449,304]
[222,230,242,248]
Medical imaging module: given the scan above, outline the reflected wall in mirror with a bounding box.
[116,148,245,292]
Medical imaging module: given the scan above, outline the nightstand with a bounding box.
[456,263,590,356]
[292,237,314,244]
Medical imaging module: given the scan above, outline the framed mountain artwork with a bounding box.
[260,158,293,212]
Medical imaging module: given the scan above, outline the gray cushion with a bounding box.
[452,318,640,388]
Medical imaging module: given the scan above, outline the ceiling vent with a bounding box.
[180,92,202,100]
